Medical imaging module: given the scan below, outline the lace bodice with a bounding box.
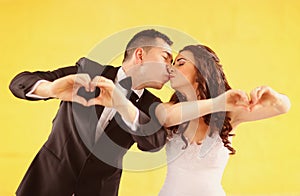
[159,133,230,196]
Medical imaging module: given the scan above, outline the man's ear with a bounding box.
[134,48,144,65]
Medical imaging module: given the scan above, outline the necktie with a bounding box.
[119,77,132,92]
[119,77,139,103]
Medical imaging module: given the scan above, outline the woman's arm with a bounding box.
[155,89,250,127]
[230,86,291,126]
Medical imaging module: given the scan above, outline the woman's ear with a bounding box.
[134,48,144,65]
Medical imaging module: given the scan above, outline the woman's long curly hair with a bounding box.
[169,44,236,155]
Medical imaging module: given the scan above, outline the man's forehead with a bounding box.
[143,44,172,58]
[156,40,172,53]
[154,43,172,55]
[142,43,171,51]
[127,43,172,54]
[153,37,172,52]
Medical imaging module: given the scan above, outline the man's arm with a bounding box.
[9,62,78,100]
[87,76,167,151]
[131,102,167,152]
[9,57,105,106]
[113,102,167,152]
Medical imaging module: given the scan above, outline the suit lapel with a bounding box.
[94,66,119,119]
[74,61,120,149]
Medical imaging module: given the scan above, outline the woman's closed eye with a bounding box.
[174,58,186,66]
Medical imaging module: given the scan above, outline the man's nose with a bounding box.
[166,64,174,74]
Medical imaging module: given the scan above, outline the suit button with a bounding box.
[18,84,25,89]
[87,157,95,163]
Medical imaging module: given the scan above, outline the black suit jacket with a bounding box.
[9,58,167,196]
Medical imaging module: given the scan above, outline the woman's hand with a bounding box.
[249,86,290,112]
[214,89,250,112]
[230,86,291,126]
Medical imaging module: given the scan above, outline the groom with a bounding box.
[9,29,173,196]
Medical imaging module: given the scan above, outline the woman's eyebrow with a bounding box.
[176,57,186,62]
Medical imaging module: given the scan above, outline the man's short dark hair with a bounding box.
[123,29,173,62]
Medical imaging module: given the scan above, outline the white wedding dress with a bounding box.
[159,132,230,196]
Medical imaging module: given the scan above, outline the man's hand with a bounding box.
[33,74,91,106]
[87,76,128,108]
[87,76,138,124]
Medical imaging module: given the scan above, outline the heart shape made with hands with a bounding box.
[76,76,131,101]
[77,86,101,101]
[228,87,272,112]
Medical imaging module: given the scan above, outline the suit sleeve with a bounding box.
[8,57,94,100]
[133,102,167,152]
[115,101,167,152]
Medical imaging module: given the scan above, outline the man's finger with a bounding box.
[72,95,88,106]
[87,98,101,107]
[90,76,108,91]
[90,81,113,92]
[75,74,92,92]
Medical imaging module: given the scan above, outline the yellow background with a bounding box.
[1,0,299,195]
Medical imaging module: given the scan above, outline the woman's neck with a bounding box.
[178,86,198,101]
[184,118,209,145]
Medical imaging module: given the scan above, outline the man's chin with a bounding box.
[151,83,164,90]
[143,81,166,89]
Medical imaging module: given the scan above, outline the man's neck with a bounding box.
[120,65,144,96]
[121,64,143,90]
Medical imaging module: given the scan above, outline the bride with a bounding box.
[157,44,290,196]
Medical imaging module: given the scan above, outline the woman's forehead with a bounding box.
[176,50,195,63]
